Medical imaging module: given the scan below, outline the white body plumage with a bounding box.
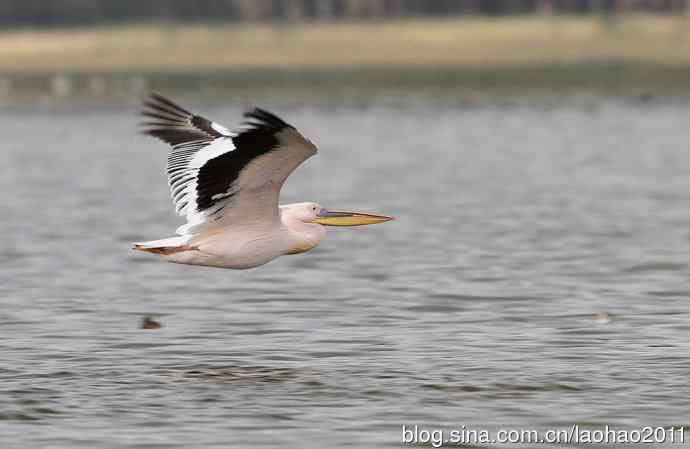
[159,203,326,269]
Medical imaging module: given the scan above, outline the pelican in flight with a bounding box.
[133,94,392,269]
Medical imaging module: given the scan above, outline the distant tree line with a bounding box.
[0,0,687,28]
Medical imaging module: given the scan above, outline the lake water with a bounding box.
[2,98,690,448]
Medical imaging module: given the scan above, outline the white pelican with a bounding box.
[133,94,392,269]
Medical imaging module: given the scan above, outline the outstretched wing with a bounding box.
[140,94,317,235]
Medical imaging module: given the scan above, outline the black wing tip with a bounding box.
[242,107,294,131]
[142,92,192,118]
[139,93,227,145]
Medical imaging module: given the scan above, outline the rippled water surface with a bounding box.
[2,99,690,448]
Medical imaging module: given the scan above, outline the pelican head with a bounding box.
[279,202,393,256]
[284,202,394,227]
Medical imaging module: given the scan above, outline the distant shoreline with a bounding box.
[1,15,690,99]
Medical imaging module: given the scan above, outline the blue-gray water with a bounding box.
[2,99,690,448]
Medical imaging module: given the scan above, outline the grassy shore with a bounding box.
[1,15,690,98]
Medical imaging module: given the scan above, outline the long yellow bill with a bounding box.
[312,209,394,227]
